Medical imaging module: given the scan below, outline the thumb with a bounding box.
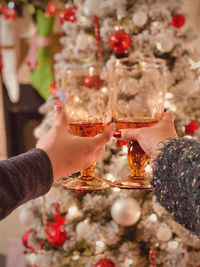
[53,104,68,128]
[120,128,141,142]
[93,123,115,147]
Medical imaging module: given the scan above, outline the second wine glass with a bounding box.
[61,64,112,190]
[109,57,167,189]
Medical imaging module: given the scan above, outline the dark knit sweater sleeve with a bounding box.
[151,138,200,235]
[0,148,53,220]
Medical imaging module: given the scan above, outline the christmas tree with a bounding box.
[18,0,200,266]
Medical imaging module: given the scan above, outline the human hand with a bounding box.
[114,113,176,160]
[37,105,115,180]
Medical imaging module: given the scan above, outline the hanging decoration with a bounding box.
[94,16,102,59]
[149,246,156,267]
[44,203,67,247]
[185,120,199,135]
[109,30,131,55]
[22,230,35,252]
[84,75,101,89]
[171,14,185,28]
[111,198,141,226]
[45,1,58,16]
[0,6,17,20]
[59,6,78,24]
[94,258,115,267]
[49,82,57,95]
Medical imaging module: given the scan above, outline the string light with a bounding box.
[112,187,121,192]
[149,213,157,222]
[101,87,107,93]
[96,240,105,248]
[168,240,179,249]
[72,254,80,260]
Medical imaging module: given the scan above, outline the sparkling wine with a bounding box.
[68,122,109,137]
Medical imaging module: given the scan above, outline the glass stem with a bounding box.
[128,140,149,178]
[80,163,96,179]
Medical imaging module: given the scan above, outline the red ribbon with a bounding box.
[46,203,65,228]
[94,16,102,59]
[22,230,35,252]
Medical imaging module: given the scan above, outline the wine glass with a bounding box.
[109,57,167,189]
[61,64,112,190]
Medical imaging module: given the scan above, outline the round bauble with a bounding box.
[156,225,172,242]
[76,220,91,239]
[95,258,115,267]
[84,75,101,89]
[132,11,148,27]
[111,198,141,226]
[45,1,58,16]
[156,34,174,53]
[109,30,131,54]
[45,227,67,247]
[171,14,185,28]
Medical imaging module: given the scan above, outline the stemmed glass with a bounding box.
[109,57,167,189]
[61,64,112,190]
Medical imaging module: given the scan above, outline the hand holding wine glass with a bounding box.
[114,113,176,161]
[109,57,167,189]
[37,105,114,181]
[61,64,113,190]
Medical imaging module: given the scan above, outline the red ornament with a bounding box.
[45,1,58,16]
[109,30,131,54]
[49,82,57,95]
[171,14,185,28]
[149,246,156,267]
[2,7,17,20]
[95,258,115,267]
[45,227,67,247]
[94,16,102,59]
[22,231,35,252]
[117,140,127,147]
[185,120,199,135]
[84,75,101,89]
[44,203,67,247]
[59,6,77,24]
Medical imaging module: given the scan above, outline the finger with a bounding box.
[120,128,141,142]
[54,105,68,128]
[93,123,115,147]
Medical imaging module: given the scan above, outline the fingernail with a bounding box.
[113,130,121,138]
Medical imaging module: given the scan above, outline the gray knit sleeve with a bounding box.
[0,148,53,220]
[151,138,200,236]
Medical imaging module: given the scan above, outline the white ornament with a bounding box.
[156,34,174,53]
[111,198,141,226]
[76,219,91,239]
[19,209,34,228]
[132,11,148,27]
[84,0,100,16]
[156,225,172,242]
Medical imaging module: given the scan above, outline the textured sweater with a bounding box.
[0,148,53,220]
[151,137,200,236]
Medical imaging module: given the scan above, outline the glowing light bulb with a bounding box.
[149,213,157,222]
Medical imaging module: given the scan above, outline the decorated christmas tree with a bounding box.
[16,0,200,266]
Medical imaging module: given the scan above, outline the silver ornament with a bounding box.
[111,198,141,226]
